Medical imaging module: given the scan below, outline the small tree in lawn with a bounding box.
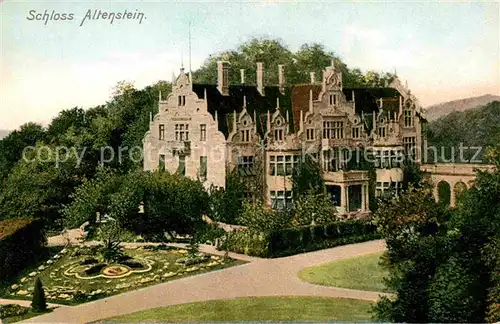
[187,239,200,258]
[31,277,47,313]
[98,220,124,263]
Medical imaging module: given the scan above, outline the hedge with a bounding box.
[220,220,380,258]
[0,218,46,283]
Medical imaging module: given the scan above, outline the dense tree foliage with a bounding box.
[0,122,46,182]
[63,170,209,239]
[426,101,500,163]
[291,155,324,199]
[373,146,500,323]
[193,38,396,88]
[208,169,247,225]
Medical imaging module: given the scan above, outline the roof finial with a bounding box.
[159,90,162,102]
[243,95,247,108]
[276,97,280,109]
[180,48,184,71]
[188,21,192,83]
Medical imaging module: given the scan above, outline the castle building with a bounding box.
[143,60,426,217]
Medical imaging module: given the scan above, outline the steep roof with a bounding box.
[192,84,292,138]
[192,82,401,138]
[290,85,402,133]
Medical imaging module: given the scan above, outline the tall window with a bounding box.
[178,95,186,107]
[177,155,186,175]
[158,154,166,172]
[240,129,251,142]
[403,136,416,158]
[270,190,293,210]
[159,124,165,140]
[352,127,360,139]
[329,94,337,106]
[269,155,299,176]
[175,124,189,141]
[274,129,283,141]
[378,126,386,138]
[404,108,413,127]
[200,124,206,141]
[237,156,254,175]
[306,128,315,141]
[199,156,207,181]
[322,149,339,172]
[323,121,344,139]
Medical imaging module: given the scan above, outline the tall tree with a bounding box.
[0,122,46,181]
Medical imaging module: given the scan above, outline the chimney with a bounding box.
[256,62,264,96]
[240,69,245,84]
[217,61,230,96]
[310,72,316,84]
[278,64,285,94]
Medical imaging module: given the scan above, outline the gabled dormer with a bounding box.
[268,98,290,143]
[228,96,257,144]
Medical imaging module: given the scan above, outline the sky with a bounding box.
[1,0,499,130]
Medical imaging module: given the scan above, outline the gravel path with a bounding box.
[20,239,387,324]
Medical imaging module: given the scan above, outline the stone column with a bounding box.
[450,181,456,208]
[340,184,346,213]
[433,183,439,202]
[364,185,370,211]
[345,185,350,213]
[360,184,365,211]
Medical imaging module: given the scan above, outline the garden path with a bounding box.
[20,239,387,324]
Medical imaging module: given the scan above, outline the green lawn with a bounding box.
[104,296,374,322]
[298,252,390,292]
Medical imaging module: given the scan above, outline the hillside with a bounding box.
[426,100,500,163]
[424,94,500,121]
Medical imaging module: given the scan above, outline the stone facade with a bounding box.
[143,60,426,216]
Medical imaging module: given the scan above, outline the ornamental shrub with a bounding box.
[31,277,47,313]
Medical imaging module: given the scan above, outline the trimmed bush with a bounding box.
[220,220,380,258]
[0,218,46,284]
[0,304,29,319]
[31,277,47,313]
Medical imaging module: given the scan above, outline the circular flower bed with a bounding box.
[102,265,129,277]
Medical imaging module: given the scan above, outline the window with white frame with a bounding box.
[376,181,403,197]
[240,129,251,142]
[378,126,386,138]
[199,156,207,181]
[329,94,337,106]
[175,124,189,141]
[323,121,344,139]
[269,155,299,176]
[237,155,254,175]
[274,129,284,141]
[158,154,166,172]
[322,149,345,172]
[403,136,416,158]
[270,190,293,210]
[404,108,413,127]
[200,124,206,141]
[374,149,403,169]
[352,127,361,139]
[178,95,186,107]
[306,128,315,141]
[159,124,165,140]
